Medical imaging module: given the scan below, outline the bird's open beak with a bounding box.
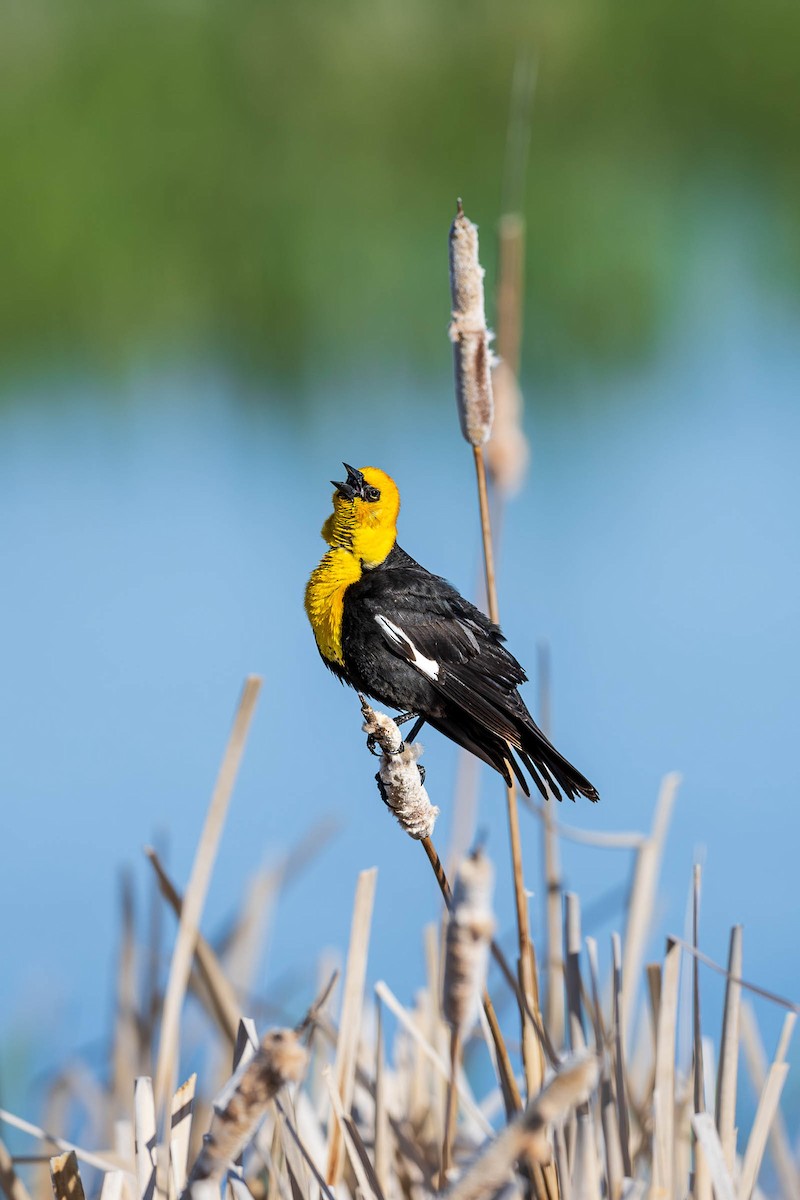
[331,463,365,500]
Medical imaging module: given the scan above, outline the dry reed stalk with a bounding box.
[323,1070,380,1200]
[651,941,680,1200]
[669,936,800,1014]
[183,1029,305,1195]
[691,867,711,1200]
[227,1177,256,1200]
[691,867,705,1115]
[610,935,632,1179]
[621,774,680,1039]
[360,698,439,839]
[691,1114,736,1200]
[740,1003,799,1200]
[273,1099,335,1200]
[233,1020,258,1072]
[570,1113,601,1200]
[0,1112,129,1180]
[452,189,547,1143]
[113,874,140,1122]
[739,1011,796,1200]
[0,1138,33,1200]
[325,868,377,1185]
[230,1020,260,1181]
[373,1004,391,1200]
[476,439,542,1104]
[168,1076,196,1200]
[563,898,600,1200]
[553,1133,571,1200]
[445,1056,599,1200]
[564,895,586,1055]
[524,804,645,850]
[440,1030,460,1190]
[374,981,493,1140]
[714,925,742,1174]
[145,848,240,1046]
[536,646,565,1052]
[99,1173,125,1200]
[154,676,263,1119]
[48,1152,85,1200]
[448,199,544,1112]
[543,806,564,1049]
[134,1078,157,1200]
[645,964,662,1040]
[274,1095,311,1200]
[585,938,623,1200]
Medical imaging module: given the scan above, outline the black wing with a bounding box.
[361,549,598,802]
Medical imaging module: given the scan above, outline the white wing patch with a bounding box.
[375,614,440,681]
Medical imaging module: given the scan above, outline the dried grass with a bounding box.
[4,684,797,1200]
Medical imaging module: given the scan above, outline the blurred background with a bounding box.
[2,0,799,1139]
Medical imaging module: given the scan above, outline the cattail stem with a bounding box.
[473,447,499,622]
[472,407,542,1105]
[440,1027,461,1189]
[449,200,541,1099]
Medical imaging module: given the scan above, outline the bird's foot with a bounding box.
[367,732,405,758]
[375,772,390,806]
[393,711,418,727]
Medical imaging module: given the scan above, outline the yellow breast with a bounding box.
[304,548,363,666]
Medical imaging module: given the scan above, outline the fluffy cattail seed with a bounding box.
[183,1028,306,1196]
[360,697,439,840]
[442,849,495,1037]
[449,200,496,447]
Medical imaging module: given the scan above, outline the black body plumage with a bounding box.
[332,544,599,802]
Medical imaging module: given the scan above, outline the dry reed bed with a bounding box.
[2,202,798,1200]
[1,689,796,1200]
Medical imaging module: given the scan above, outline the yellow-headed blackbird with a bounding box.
[305,464,598,802]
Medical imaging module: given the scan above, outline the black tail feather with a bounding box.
[423,706,598,803]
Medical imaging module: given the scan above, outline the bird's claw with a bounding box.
[367,733,405,758]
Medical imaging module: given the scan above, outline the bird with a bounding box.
[304,463,598,802]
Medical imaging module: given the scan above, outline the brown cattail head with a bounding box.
[360,697,439,840]
[442,849,495,1037]
[184,1028,306,1193]
[449,200,495,447]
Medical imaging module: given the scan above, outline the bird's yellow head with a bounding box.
[322,463,400,567]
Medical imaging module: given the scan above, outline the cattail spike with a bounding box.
[183,1028,306,1197]
[442,849,495,1038]
[449,201,496,447]
[360,697,439,840]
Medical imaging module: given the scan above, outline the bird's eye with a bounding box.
[363,486,381,503]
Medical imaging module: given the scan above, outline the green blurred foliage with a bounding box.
[0,0,798,386]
